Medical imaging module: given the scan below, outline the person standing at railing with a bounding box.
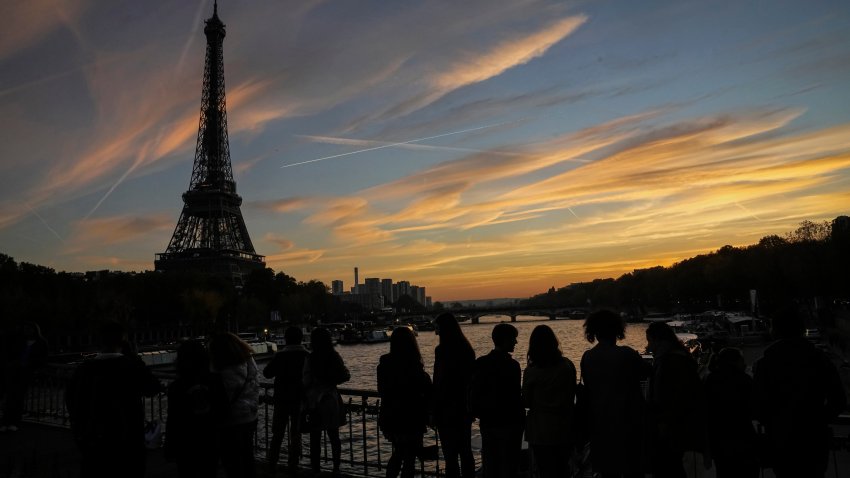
[66,320,161,478]
[209,332,260,478]
[263,326,310,472]
[1,321,48,433]
[645,322,703,478]
[753,308,847,478]
[522,324,576,478]
[165,340,220,478]
[378,326,433,478]
[433,312,476,478]
[703,347,758,478]
[304,327,351,476]
[580,310,651,478]
[470,323,524,478]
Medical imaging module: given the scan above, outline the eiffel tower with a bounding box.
[156,1,265,283]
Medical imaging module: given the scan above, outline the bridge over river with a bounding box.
[396,306,588,324]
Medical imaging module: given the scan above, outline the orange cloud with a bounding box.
[63,213,173,255]
[433,16,587,91]
[0,0,87,60]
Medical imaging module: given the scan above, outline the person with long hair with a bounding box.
[580,310,650,478]
[303,327,350,475]
[208,333,260,478]
[433,313,476,478]
[165,340,220,478]
[522,324,576,478]
[378,327,432,478]
[645,322,702,478]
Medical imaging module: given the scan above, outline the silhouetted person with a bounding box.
[753,309,846,478]
[580,310,651,478]
[66,321,161,478]
[209,332,260,478]
[645,322,703,478]
[165,340,220,478]
[703,347,758,478]
[378,327,433,478]
[1,321,47,432]
[522,324,576,478]
[264,326,310,472]
[304,327,350,475]
[471,323,524,478]
[433,313,476,478]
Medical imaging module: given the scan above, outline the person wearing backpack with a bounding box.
[209,332,260,478]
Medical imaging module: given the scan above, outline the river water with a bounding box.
[332,316,650,390]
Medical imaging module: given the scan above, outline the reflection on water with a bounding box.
[333,316,649,390]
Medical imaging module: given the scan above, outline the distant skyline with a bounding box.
[1,1,849,301]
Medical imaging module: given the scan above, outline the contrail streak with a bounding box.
[282,121,514,168]
[84,158,144,221]
[298,135,527,158]
[734,202,763,222]
[567,207,580,219]
[25,203,64,243]
[177,0,208,74]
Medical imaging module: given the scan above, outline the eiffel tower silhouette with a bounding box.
[156,2,264,283]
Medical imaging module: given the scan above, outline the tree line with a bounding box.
[522,216,850,321]
[2,216,848,347]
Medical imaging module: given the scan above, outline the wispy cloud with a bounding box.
[281,107,850,296]
[0,0,87,60]
[63,213,173,255]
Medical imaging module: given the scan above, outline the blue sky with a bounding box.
[1,0,849,300]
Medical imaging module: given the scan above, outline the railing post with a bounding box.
[362,395,368,474]
[348,397,354,466]
[376,399,382,471]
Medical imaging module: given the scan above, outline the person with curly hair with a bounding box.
[580,310,651,478]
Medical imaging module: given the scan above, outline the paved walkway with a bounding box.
[1,421,848,478]
[0,422,351,478]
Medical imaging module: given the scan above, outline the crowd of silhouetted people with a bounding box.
[6,305,843,478]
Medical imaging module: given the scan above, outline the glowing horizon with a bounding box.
[1,1,849,301]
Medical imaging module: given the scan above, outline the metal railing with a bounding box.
[19,365,447,477]
[18,365,850,478]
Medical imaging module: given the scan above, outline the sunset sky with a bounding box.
[1,0,849,301]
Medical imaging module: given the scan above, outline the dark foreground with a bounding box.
[1,420,849,478]
[0,422,346,478]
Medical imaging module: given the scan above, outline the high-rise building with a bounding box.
[418,286,426,306]
[396,281,411,298]
[381,278,394,304]
[155,3,264,283]
[410,286,420,304]
[354,267,359,294]
[364,278,381,296]
[332,280,344,295]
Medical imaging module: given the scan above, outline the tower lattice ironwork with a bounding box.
[156,2,264,282]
